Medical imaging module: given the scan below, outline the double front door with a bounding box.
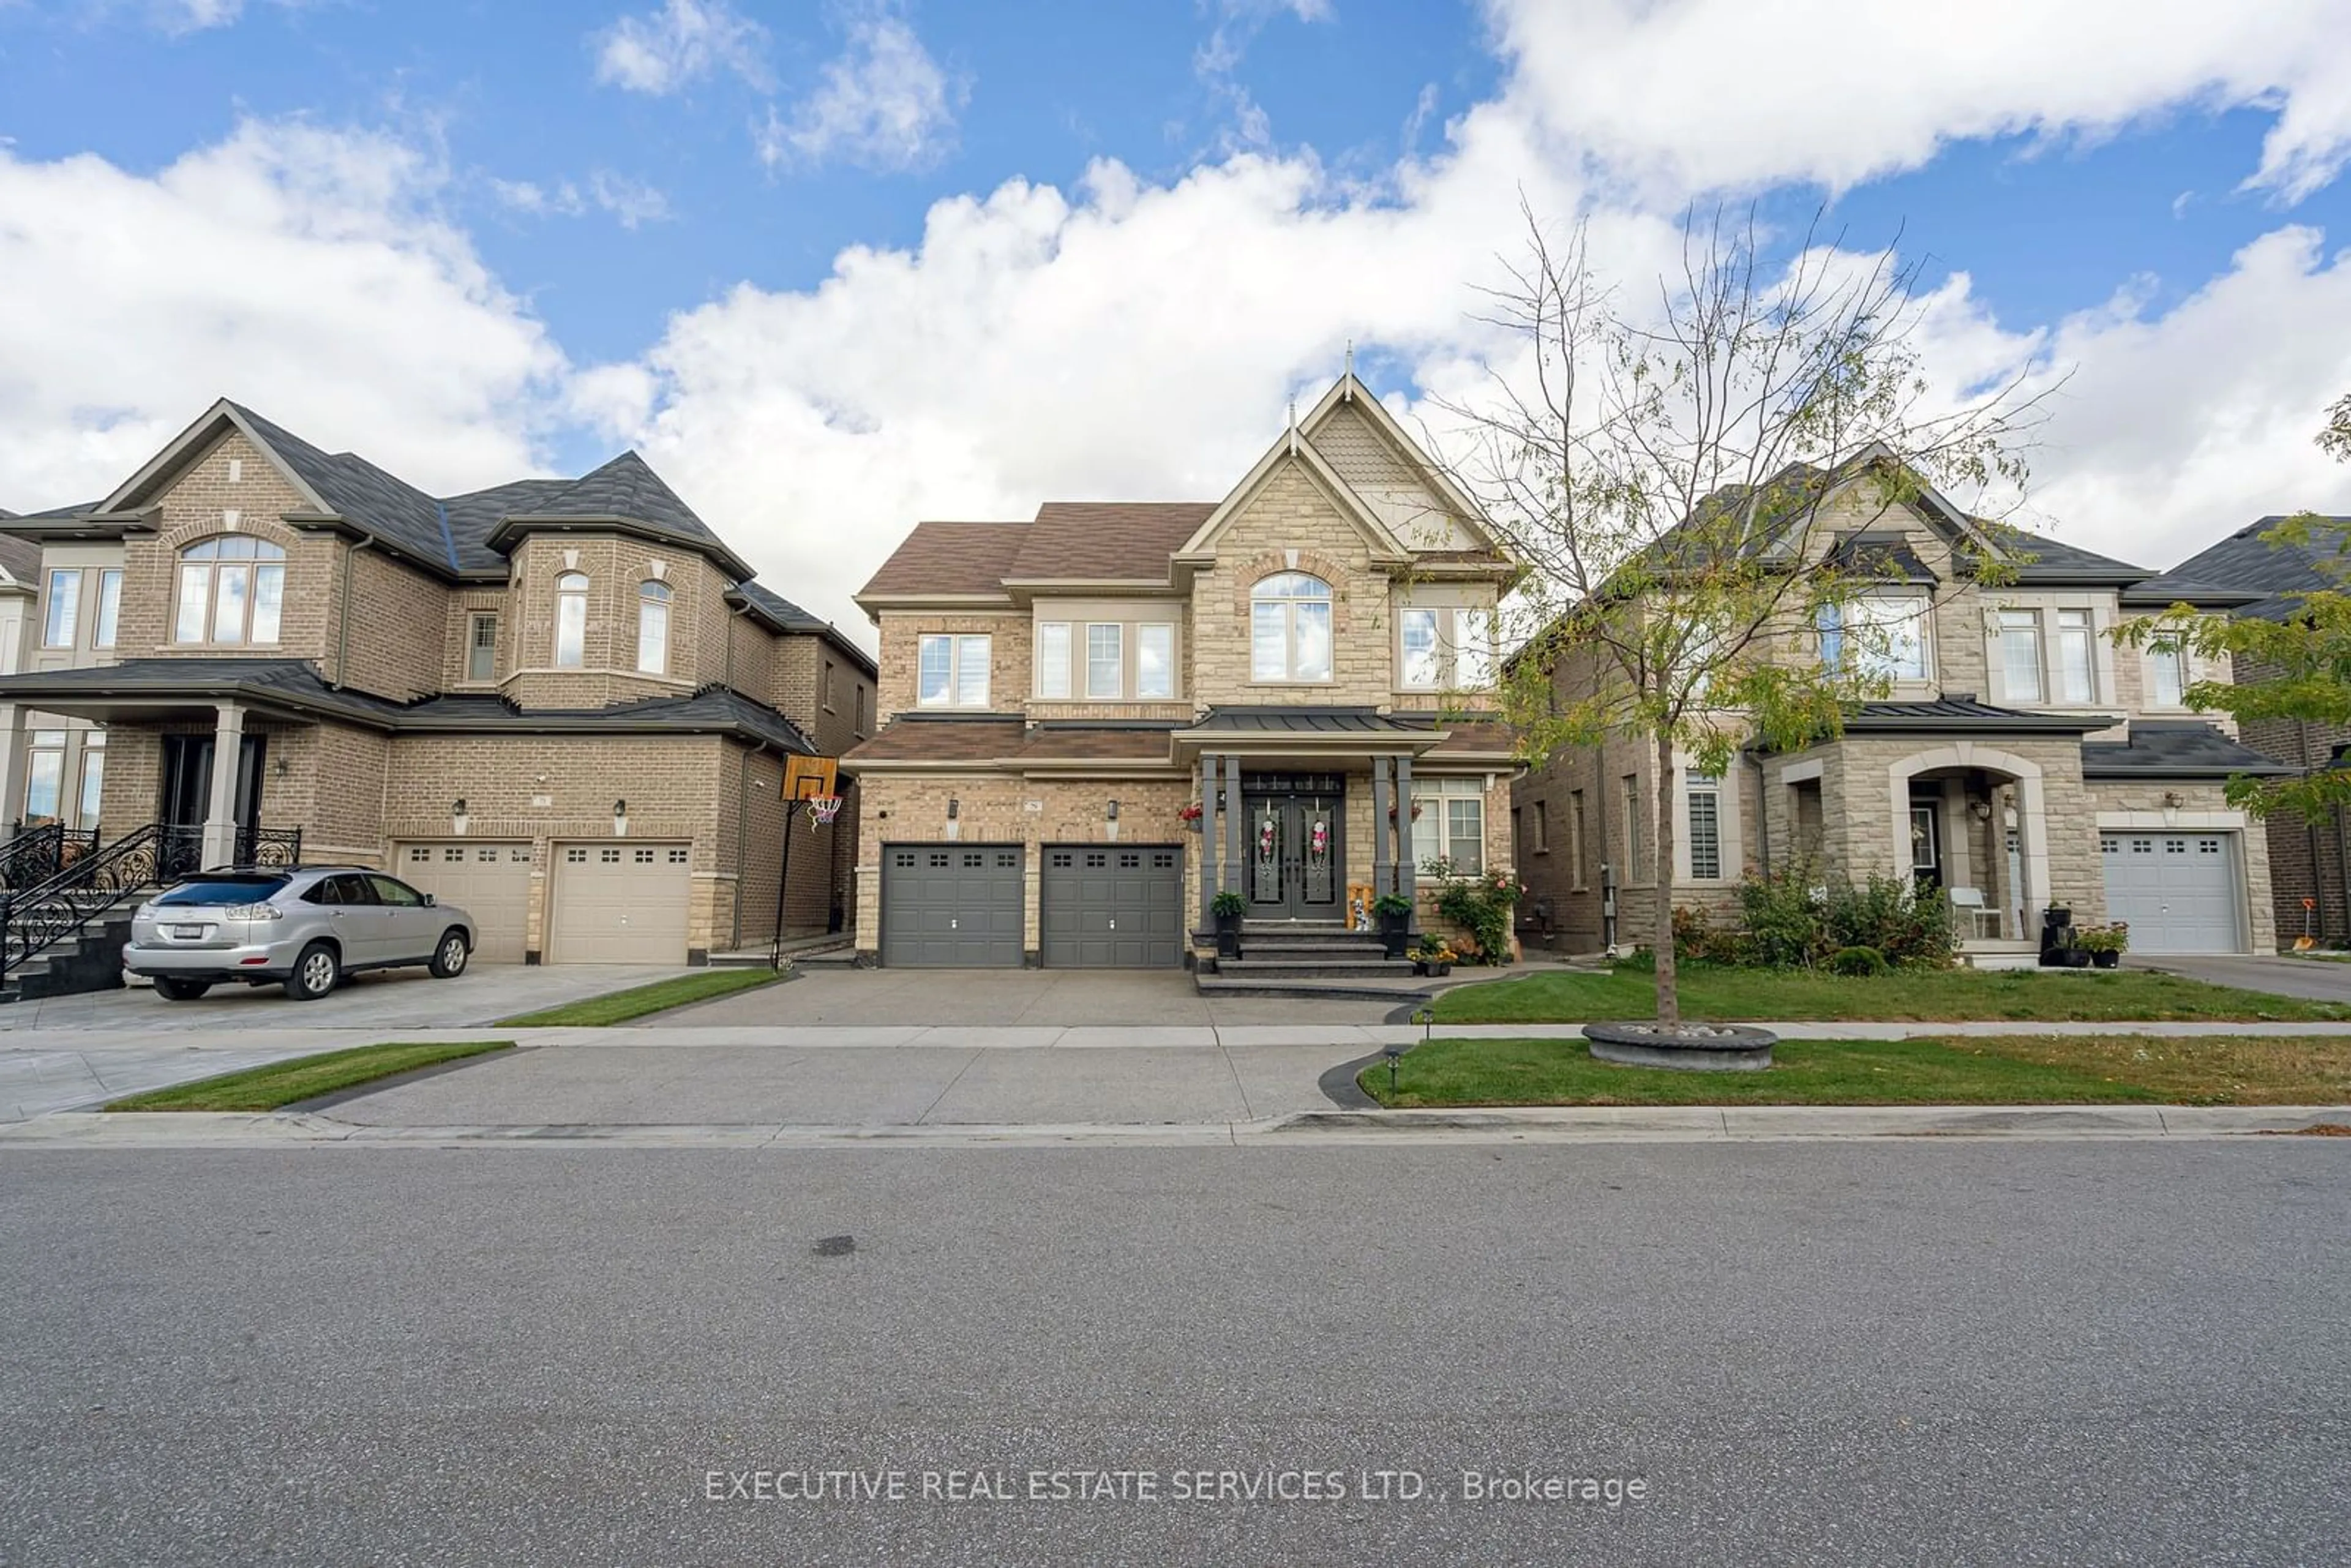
[161,734,265,831]
[1243,779,1343,920]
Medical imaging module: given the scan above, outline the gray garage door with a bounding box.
[2100,831,2244,953]
[881,843,1025,967]
[1040,844,1185,969]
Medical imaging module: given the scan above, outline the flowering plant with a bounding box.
[1177,802,1204,823]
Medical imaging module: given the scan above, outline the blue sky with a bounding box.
[4,0,2350,633]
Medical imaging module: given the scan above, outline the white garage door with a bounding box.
[2100,831,2244,954]
[549,842,692,964]
[396,842,534,964]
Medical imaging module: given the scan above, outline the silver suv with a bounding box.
[124,865,478,1002]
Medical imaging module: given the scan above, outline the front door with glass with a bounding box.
[1242,775,1344,921]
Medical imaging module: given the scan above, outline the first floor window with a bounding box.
[1411,777,1486,875]
[2150,640,2187,707]
[1532,798,1549,853]
[1686,772,1722,879]
[918,633,990,707]
[1569,790,1587,887]
[2055,608,2096,703]
[1086,623,1122,699]
[636,580,671,674]
[1997,609,2042,702]
[1136,623,1174,699]
[43,570,79,648]
[24,731,65,820]
[854,684,869,735]
[1036,622,1071,699]
[553,571,588,667]
[77,732,105,823]
[176,536,285,645]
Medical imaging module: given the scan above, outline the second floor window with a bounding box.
[918,633,990,707]
[174,536,285,645]
[1819,595,1929,681]
[1086,624,1122,699]
[1251,572,1332,682]
[42,570,78,648]
[468,613,498,681]
[2150,640,2188,707]
[1137,623,1174,699]
[1399,606,1496,689]
[637,580,671,675]
[1037,623,1071,699]
[1997,610,2042,702]
[553,572,589,667]
[2055,609,2096,702]
[93,569,120,649]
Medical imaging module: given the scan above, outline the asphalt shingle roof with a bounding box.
[858,522,1031,598]
[2165,515,2351,621]
[842,715,1027,765]
[1007,503,1215,582]
[0,527,43,584]
[230,402,458,571]
[2081,722,2297,778]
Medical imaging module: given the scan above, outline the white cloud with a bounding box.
[1480,0,2351,203]
[759,1,961,172]
[593,0,768,96]
[585,170,672,228]
[0,119,563,511]
[492,171,672,228]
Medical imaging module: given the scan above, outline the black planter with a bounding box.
[2044,946,2091,969]
[1377,910,1409,958]
[2090,948,2120,969]
[1213,911,1243,959]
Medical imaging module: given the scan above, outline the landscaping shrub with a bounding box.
[1671,905,1747,966]
[1829,945,1891,977]
[1731,864,1957,970]
[1423,857,1526,964]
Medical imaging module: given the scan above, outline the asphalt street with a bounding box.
[4,1140,2347,1566]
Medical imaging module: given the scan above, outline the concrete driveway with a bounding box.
[2128,953,2351,1004]
[0,962,688,1033]
[664,966,1402,1027]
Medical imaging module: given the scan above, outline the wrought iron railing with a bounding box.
[1,822,304,985]
[0,822,101,890]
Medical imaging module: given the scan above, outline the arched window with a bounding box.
[636,580,671,675]
[1250,571,1332,682]
[553,572,589,668]
[173,536,286,645]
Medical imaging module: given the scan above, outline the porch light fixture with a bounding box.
[452,798,470,836]
[1106,798,1120,822]
[1106,797,1121,842]
[1970,798,1993,822]
[945,796,961,841]
[613,798,628,838]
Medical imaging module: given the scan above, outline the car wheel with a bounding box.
[283,941,341,1001]
[429,929,470,979]
[153,977,212,1002]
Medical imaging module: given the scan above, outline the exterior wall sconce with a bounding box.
[613,798,629,837]
[1106,797,1120,842]
[946,797,961,841]
[452,798,470,836]
[1970,798,1993,822]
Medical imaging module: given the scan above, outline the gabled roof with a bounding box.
[858,521,1029,599]
[2165,514,2351,621]
[228,402,459,571]
[726,580,879,675]
[0,527,42,585]
[1174,405,1415,563]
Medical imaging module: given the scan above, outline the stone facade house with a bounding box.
[2164,515,2351,949]
[841,372,1520,968]
[1513,467,2287,961]
[0,399,872,966]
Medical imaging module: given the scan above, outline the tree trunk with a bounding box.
[1652,730,1679,1024]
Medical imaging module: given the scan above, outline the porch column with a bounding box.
[1392,752,1414,898]
[0,703,27,841]
[1224,754,1243,904]
[200,703,246,868]
[1370,754,1393,902]
[1198,750,1218,928]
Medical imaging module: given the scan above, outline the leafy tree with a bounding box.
[2120,395,2351,824]
[1434,206,2047,1021]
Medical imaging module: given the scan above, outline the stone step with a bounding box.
[1212,957,1420,979]
[1222,941,1392,961]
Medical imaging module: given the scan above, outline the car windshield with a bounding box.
[152,876,290,907]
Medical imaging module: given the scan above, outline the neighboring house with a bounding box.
[0,399,874,966]
[2163,515,2351,948]
[841,372,1520,968]
[1512,465,2289,959]
[0,519,43,831]
[0,500,118,841]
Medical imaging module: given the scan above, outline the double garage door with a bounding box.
[878,842,1184,969]
[2100,831,2245,953]
[394,841,694,965]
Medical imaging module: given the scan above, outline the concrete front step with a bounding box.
[1213,958,1420,979]
[1193,973,1437,1000]
[1223,941,1394,961]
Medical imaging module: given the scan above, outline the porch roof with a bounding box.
[1842,697,2120,735]
[1175,705,1453,760]
[2080,721,2298,779]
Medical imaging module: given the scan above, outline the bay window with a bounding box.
[24,731,64,820]
[78,732,105,823]
[636,580,671,675]
[553,571,588,667]
[93,569,121,649]
[1411,776,1487,875]
[918,633,991,707]
[1251,572,1332,682]
[1086,623,1122,699]
[1136,623,1174,698]
[174,536,285,645]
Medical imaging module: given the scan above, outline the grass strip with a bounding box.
[105,1041,514,1112]
[1361,1033,2351,1109]
[495,967,781,1027]
[1434,967,2351,1025]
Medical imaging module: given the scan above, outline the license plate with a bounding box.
[171,925,205,939]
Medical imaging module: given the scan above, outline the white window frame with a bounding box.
[1250,572,1333,683]
[1035,622,1071,699]
[918,633,991,708]
[1085,623,1122,700]
[467,613,498,682]
[1409,776,1487,877]
[173,536,287,647]
[77,731,105,824]
[42,570,79,649]
[1820,593,1930,682]
[24,730,65,820]
[553,572,589,668]
[92,568,121,650]
[1684,771,1723,881]
[1997,609,2043,703]
[2148,639,2188,708]
[1398,604,1496,690]
[1136,622,1174,699]
[636,580,670,675]
[2054,608,2096,703]
[1621,773,1643,883]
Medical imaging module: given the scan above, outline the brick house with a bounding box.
[2162,515,2351,948]
[1512,465,2289,960]
[841,372,1520,967]
[0,399,872,966]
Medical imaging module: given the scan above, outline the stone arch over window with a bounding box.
[173,535,287,645]
[553,571,590,668]
[1250,570,1333,682]
[636,579,672,675]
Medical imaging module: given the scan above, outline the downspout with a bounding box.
[2300,719,2322,945]
[732,737,768,950]
[1749,745,1770,879]
[331,533,378,689]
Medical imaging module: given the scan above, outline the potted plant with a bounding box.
[1178,802,1204,831]
[1371,892,1414,958]
[2078,923,2129,969]
[1210,889,1247,958]
[1409,937,1457,977]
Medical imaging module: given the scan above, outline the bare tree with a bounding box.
[1435,204,2050,1022]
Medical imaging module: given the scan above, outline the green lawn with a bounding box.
[496,967,781,1027]
[1360,1033,2351,1109]
[105,1041,514,1112]
[1435,966,2351,1024]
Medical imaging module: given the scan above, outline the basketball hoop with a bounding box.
[808,794,844,829]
